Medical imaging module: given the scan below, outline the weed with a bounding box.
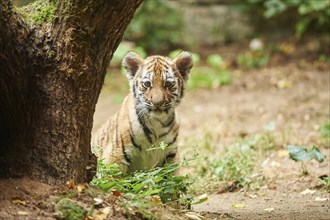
[320,123,330,147]
[319,175,329,189]
[186,132,275,194]
[54,198,87,220]
[90,158,194,217]
[188,54,231,90]
[236,49,269,69]
[288,145,326,175]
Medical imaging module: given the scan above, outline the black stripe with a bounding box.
[135,108,153,143]
[130,132,142,151]
[146,63,154,70]
[164,113,175,127]
[124,152,132,163]
[132,84,137,98]
[166,152,176,159]
[167,133,178,146]
[115,114,120,147]
[178,79,184,98]
[159,121,177,139]
[159,130,170,139]
[121,134,132,163]
[128,107,142,151]
[155,114,175,127]
[162,151,177,166]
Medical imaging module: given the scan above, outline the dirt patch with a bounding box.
[0,178,58,219]
[193,156,330,220]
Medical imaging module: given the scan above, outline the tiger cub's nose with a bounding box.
[151,92,164,108]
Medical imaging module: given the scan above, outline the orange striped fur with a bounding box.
[92,51,193,173]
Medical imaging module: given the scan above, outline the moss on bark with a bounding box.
[17,0,57,25]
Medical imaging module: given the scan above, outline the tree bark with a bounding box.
[0,0,142,184]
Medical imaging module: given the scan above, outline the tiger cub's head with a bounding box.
[122,51,193,114]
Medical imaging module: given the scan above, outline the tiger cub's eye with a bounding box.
[165,81,174,88]
[143,81,151,88]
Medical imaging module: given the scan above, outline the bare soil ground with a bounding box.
[0,43,329,219]
[181,63,330,219]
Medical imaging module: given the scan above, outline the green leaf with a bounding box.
[159,142,168,150]
[288,145,312,161]
[207,54,223,69]
[132,183,144,193]
[320,123,330,138]
[288,145,325,163]
[310,146,325,162]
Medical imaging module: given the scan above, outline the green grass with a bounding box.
[90,159,193,218]
[236,50,269,69]
[320,123,330,146]
[188,66,231,90]
[89,131,276,217]
[186,132,277,194]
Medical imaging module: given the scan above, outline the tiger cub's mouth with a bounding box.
[148,105,172,113]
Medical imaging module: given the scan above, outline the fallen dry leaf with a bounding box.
[12,198,26,206]
[276,79,292,89]
[300,188,316,195]
[17,211,29,216]
[270,160,281,168]
[247,194,257,198]
[111,190,121,197]
[257,191,267,196]
[93,197,104,206]
[315,197,329,202]
[279,43,295,55]
[232,203,245,208]
[192,193,208,205]
[185,212,205,220]
[77,184,87,193]
[66,179,76,189]
[264,208,274,212]
[277,150,289,158]
[93,207,111,220]
[150,195,162,204]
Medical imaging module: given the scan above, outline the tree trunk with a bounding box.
[0,0,142,184]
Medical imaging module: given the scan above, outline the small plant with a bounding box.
[320,123,330,147]
[319,175,329,189]
[288,145,326,175]
[185,53,231,90]
[320,123,330,138]
[187,133,270,193]
[90,159,193,211]
[236,49,269,69]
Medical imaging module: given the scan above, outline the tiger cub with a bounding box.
[92,51,193,174]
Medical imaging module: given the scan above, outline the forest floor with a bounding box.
[0,40,329,219]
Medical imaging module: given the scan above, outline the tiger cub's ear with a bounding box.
[122,51,144,80]
[173,51,193,81]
